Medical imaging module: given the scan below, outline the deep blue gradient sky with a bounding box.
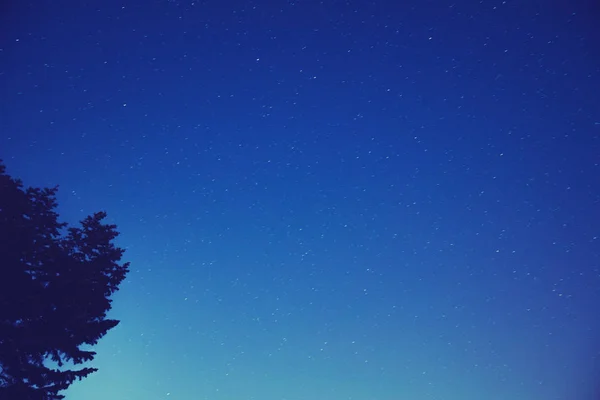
[1,1,600,399]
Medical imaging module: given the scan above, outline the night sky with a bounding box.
[1,1,600,399]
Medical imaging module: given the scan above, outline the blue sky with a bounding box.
[1,1,599,399]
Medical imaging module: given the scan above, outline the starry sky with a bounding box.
[1,0,600,399]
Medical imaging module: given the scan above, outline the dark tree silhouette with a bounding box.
[0,161,130,400]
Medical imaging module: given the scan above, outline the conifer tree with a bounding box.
[0,161,130,400]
